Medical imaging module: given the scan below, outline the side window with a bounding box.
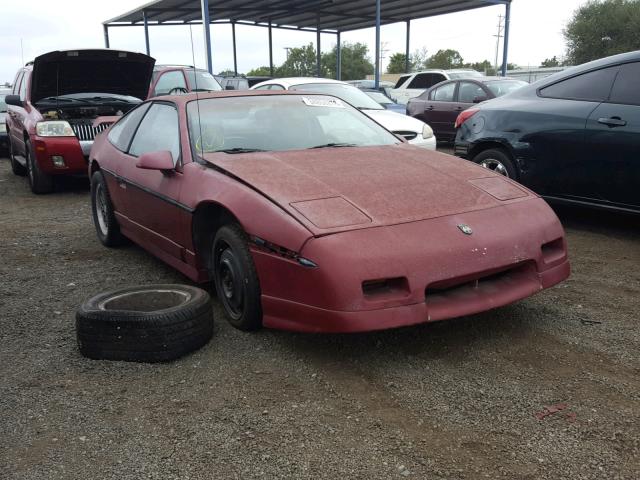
[129,103,180,164]
[539,66,618,102]
[458,82,486,103]
[12,72,24,95]
[153,71,187,96]
[269,85,285,90]
[430,74,446,86]
[107,103,151,152]
[608,62,640,106]
[19,72,28,101]
[394,75,411,89]
[408,73,431,89]
[432,82,456,102]
[253,85,271,90]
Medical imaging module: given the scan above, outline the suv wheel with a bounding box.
[473,148,517,179]
[26,140,54,193]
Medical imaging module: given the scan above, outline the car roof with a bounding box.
[145,89,336,104]
[251,77,347,89]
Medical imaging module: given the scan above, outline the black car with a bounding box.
[455,51,640,213]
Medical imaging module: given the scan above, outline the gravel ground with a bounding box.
[0,156,639,479]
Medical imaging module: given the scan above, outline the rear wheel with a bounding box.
[8,137,27,176]
[211,224,262,331]
[472,148,517,179]
[26,140,54,193]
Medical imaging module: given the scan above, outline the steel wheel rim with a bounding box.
[479,158,509,177]
[216,247,244,319]
[95,183,109,235]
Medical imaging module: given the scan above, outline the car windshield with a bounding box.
[185,70,222,91]
[187,95,399,154]
[289,83,384,110]
[448,71,484,79]
[365,91,393,105]
[485,80,528,97]
[0,95,7,112]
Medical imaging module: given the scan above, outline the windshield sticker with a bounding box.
[302,97,345,108]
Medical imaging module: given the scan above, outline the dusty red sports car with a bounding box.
[88,91,570,333]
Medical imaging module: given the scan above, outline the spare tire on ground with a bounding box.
[76,284,213,363]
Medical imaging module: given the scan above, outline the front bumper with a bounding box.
[454,139,471,159]
[252,197,570,333]
[32,136,91,175]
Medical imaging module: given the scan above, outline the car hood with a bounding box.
[31,49,155,103]
[363,108,426,133]
[203,145,532,235]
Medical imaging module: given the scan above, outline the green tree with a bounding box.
[540,56,560,67]
[426,49,465,69]
[386,53,412,74]
[276,43,319,77]
[323,42,374,80]
[465,59,494,75]
[565,0,640,64]
[247,66,272,76]
[217,69,236,76]
[411,47,429,71]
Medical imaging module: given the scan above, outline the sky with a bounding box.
[0,0,588,84]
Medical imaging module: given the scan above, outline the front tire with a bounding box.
[472,148,517,179]
[26,139,54,193]
[91,171,126,247]
[212,224,262,331]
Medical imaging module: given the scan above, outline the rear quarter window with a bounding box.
[107,103,151,152]
[539,66,618,102]
[608,62,640,106]
[394,75,410,89]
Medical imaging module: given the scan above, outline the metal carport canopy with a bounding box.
[103,0,512,84]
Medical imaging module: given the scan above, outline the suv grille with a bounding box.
[393,130,418,141]
[70,121,113,141]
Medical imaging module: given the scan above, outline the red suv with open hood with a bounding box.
[5,49,154,193]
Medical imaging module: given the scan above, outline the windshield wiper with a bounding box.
[215,147,266,154]
[308,142,357,149]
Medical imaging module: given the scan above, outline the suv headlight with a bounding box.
[36,121,75,137]
[422,124,434,140]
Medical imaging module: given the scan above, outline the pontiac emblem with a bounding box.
[457,224,473,235]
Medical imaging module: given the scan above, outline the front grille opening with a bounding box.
[71,121,113,141]
[393,130,418,141]
[426,262,535,301]
[541,238,565,264]
[362,277,409,299]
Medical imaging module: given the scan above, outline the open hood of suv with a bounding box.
[31,49,155,103]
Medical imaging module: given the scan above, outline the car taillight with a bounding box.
[454,108,479,129]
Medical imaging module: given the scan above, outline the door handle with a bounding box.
[454,106,464,111]
[425,105,434,111]
[598,116,627,128]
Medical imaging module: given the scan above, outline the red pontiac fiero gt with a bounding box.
[88,91,570,333]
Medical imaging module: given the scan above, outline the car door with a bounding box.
[530,65,619,199]
[423,81,458,140]
[584,61,640,208]
[7,71,28,157]
[117,102,187,257]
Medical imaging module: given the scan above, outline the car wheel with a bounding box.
[473,148,517,179]
[91,171,126,247]
[212,224,262,331]
[26,139,54,193]
[76,284,214,362]
[8,137,27,176]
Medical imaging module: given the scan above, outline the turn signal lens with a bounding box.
[422,124,434,140]
[454,108,479,129]
[36,121,75,137]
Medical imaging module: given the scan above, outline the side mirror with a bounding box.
[225,85,235,90]
[136,151,175,172]
[473,95,488,104]
[5,95,24,107]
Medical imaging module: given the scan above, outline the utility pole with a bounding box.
[494,14,504,75]
[379,41,389,73]
[284,47,292,60]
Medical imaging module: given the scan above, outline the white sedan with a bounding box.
[251,77,437,150]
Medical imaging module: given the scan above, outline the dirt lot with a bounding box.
[1,156,639,480]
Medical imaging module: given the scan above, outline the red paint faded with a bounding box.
[90,91,570,333]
